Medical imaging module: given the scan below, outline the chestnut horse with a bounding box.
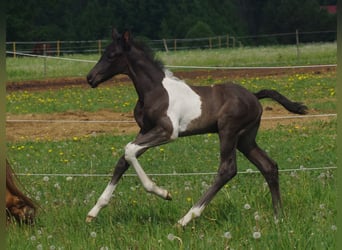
[86,29,307,226]
[6,160,36,224]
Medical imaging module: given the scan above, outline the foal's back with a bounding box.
[180,82,262,134]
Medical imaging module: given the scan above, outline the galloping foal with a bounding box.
[86,29,307,226]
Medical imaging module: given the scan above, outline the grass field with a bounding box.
[6,42,337,82]
[6,70,336,115]
[6,128,338,249]
[6,46,336,249]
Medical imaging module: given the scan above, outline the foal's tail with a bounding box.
[254,89,308,115]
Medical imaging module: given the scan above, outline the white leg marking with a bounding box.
[177,205,206,226]
[86,183,116,220]
[125,142,170,199]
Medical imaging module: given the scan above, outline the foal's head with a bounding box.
[87,29,132,88]
[87,28,163,88]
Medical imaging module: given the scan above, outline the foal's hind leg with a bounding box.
[178,128,239,226]
[238,126,282,216]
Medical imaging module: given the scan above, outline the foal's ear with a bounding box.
[123,31,132,43]
[122,31,132,50]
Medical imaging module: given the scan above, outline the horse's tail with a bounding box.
[254,89,308,115]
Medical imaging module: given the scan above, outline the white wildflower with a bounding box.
[253,231,261,239]
[223,231,232,239]
[167,233,175,241]
[244,203,251,210]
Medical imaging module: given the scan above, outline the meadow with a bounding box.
[6,45,336,249]
[6,42,337,82]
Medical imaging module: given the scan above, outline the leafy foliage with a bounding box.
[185,21,215,38]
[6,0,336,43]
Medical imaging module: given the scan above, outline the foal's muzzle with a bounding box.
[86,73,99,88]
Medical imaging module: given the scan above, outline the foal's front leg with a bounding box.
[86,156,129,222]
[124,126,173,200]
[86,125,172,222]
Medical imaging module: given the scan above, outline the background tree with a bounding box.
[6,0,336,44]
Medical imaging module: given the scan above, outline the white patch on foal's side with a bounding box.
[162,72,202,139]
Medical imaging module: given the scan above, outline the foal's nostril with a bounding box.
[86,74,93,83]
[87,73,99,88]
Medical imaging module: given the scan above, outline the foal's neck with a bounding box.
[127,55,165,100]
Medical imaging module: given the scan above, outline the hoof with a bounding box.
[174,222,187,234]
[166,192,172,200]
[174,222,184,229]
[86,216,95,223]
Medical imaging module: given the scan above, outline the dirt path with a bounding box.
[7,106,332,142]
[6,66,335,142]
[6,66,335,92]
[6,110,137,141]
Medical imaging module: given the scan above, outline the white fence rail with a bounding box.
[6,30,336,56]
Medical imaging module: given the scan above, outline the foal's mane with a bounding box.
[131,38,165,71]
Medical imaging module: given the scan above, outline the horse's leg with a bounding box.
[178,128,238,226]
[237,124,282,216]
[124,126,173,200]
[86,125,172,222]
[86,155,130,222]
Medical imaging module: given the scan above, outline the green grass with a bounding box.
[159,42,337,68]
[6,69,336,249]
[6,54,96,82]
[6,119,337,176]
[6,72,336,114]
[6,42,336,82]
[6,120,337,249]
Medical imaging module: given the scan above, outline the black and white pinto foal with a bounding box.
[86,29,307,226]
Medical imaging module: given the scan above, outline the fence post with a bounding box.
[98,40,102,55]
[57,40,60,57]
[13,42,16,58]
[43,43,46,78]
[162,39,169,52]
[226,34,229,48]
[43,44,47,78]
[174,39,177,51]
[209,37,212,49]
[232,36,235,48]
[296,29,300,60]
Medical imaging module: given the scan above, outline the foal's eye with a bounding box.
[108,52,116,59]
